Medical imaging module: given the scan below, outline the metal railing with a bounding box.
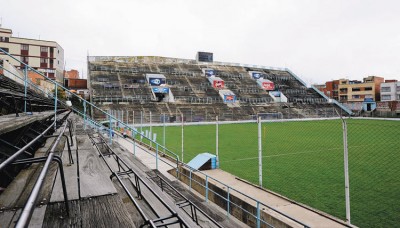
[16,116,72,227]
[1,48,312,228]
[89,133,192,228]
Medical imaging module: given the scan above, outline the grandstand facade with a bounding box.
[88,55,348,123]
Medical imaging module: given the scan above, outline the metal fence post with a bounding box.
[205,175,208,202]
[83,100,87,130]
[156,143,158,170]
[216,115,219,167]
[257,201,261,228]
[258,116,262,186]
[181,113,184,163]
[140,111,143,142]
[24,65,28,113]
[342,118,351,224]
[163,113,166,153]
[54,84,57,130]
[189,169,192,191]
[108,114,112,145]
[150,111,152,148]
[227,187,230,217]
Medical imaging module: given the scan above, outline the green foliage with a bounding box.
[52,86,66,99]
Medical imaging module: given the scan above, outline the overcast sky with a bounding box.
[2,0,400,84]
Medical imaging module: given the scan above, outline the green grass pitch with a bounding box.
[138,119,400,228]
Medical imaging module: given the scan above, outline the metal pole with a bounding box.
[258,116,262,187]
[83,100,87,130]
[54,84,57,130]
[24,65,28,113]
[181,113,184,163]
[205,175,208,202]
[256,202,261,228]
[342,119,351,224]
[227,187,230,217]
[156,144,158,170]
[109,114,112,145]
[140,111,143,142]
[150,111,152,148]
[122,110,124,130]
[216,115,219,167]
[189,170,192,191]
[163,113,166,153]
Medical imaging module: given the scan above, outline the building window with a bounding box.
[21,56,29,63]
[382,95,391,101]
[352,95,360,99]
[21,44,29,51]
[365,94,373,99]
[0,37,9,42]
[381,87,391,92]
[40,46,48,52]
[0,47,9,53]
[352,87,361,92]
[365,87,372,91]
[396,86,400,91]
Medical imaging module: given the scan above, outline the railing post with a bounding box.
[227,187,230,217]
[83,100,87,130]
[163,113,166,153]
[140,111,143,142]
[257,201,261,228]
[150,111,152,148]
[54,83,57,130]
[24,65,28,113]
[181,113,184,163]
[189,169,192,191]
[109,114,112,145]
[205,175,208,202]
[258,116,262,186]
[156,143,158,170]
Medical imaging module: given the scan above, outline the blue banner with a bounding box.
[149,78,166,86]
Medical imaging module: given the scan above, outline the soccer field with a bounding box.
[140,119,400,228]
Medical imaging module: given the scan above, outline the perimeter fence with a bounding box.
[117,110,400,228]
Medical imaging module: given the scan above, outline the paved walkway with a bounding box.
[114,134,352,228]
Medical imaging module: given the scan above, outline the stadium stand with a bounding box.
[88,56,347,123]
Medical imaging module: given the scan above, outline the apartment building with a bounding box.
[380,80,400,101]
[337,76,384,102]
[0,27,64,82]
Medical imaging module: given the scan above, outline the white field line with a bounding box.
[222,144,383,163]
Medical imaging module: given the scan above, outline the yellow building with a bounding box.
[338,76,384,102]
[0,27,64,82]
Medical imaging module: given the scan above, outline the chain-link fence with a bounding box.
[346,119,400,227]
[114,110,400,227]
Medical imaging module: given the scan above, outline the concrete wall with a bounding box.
[169,167,293,228]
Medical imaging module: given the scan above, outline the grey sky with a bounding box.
[2,0,400,84]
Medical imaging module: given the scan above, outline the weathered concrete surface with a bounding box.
[0,111,55,135]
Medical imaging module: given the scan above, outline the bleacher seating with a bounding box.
[88,56,343,122]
